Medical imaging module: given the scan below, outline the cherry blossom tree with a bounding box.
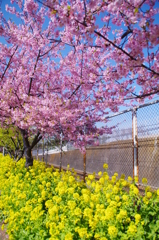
[0,0,158,166]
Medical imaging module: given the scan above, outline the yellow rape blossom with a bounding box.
[146,192,152,198]
[108,226,118,238]
[128,176,133,182]
[142,178,148,185]
[94,233,100,239]
[65,233,73,240]
[88,174,95,180]
[122,194,128,201]
[103,163,108,169]
[73,192,79,199]
[111,176,116,183]
[1,224,4,230]
[117,209,127,221]
[127,223,137,235]
[98,171,102,176]
[67,200,76,209]
[135,214,141,224]
[78,227,88,238]
[133,186,139,195]
[74,207,82,216]
[0,155,157,240]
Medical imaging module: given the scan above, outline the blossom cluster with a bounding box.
[0,154,159,239]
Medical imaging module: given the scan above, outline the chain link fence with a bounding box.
[33,100,159,189]
[86,110,133,180]
[137,102,159,189]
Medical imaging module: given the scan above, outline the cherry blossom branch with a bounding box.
[49,38,76,48]
[36,0,54,10]
[94,30,159,76]
[13,90,25,109]
[1,46,18,81]
[83,0,87,25]
[68,51,84,99]
[39,43,60,57]
[138,0,147,8]
[125,89,159,100]
[28,50,41,95]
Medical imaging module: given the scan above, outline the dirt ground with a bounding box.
[0,224,9,240]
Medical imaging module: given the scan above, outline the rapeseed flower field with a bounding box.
[0,154,159,239]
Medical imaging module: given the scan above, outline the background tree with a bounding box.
[0,126,24,160]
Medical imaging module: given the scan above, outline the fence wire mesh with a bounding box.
[86,110,133,179]
[33,100,159,189]
[137,102,159,189]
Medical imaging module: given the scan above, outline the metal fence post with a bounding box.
[42,139,44,162]
[132,108,139,183]
[60,133,63,172]
[83,152,86,182]
[46,138,48,165]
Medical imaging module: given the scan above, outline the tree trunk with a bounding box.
[24,147,33,167]
[20,128,42,167]
[20,129,33,167]
[16,149,24,162]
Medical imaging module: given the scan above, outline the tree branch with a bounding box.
[40,42,60,57]
[30,132,42,149]
[10,137,17,149]
[94,30,159,76]
[1,46,18,81]
[16,148,24,162]
[20,129,30,148]
[68,51,84,99]
[28,50,40,95]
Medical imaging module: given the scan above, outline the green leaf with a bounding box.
[134,8,139,14]
[149,211,156,216]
